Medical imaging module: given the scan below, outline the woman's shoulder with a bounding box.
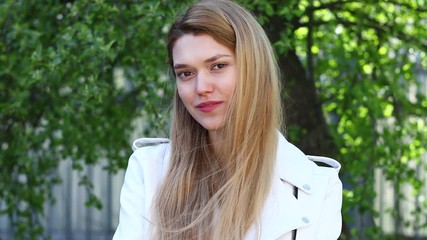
[278,133,341,170]
[306,155,341,173]
[132,137,170,151]
[130,137,171,168]
[276,132,342,190]
[306,155,342,189]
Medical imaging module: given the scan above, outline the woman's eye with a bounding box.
[177,71,193,78]
[212,63,227,70]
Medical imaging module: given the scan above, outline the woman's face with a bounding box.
[172,33,236,132]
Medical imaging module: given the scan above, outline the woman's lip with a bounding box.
[195,101,223,112]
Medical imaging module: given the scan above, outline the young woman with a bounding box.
[113,0,342,239]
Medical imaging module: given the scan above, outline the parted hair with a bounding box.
[152,0,282,239]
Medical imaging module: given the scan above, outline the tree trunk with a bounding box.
[279,50,338,156]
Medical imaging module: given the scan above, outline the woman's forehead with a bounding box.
[172,34,234,65]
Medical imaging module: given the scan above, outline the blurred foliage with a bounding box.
[0,0,177,239]
[1,0,426,239]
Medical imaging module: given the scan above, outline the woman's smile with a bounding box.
[195,101,223,113]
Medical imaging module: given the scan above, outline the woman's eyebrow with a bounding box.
[203,54,232,63]
[173,63,190,70]
[173,54,232,70]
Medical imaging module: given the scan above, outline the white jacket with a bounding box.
[113,132,342,239]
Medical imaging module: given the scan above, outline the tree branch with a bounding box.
[294,6,427,52]
[313,0,361,11]
[334,8,427,51]
[382,0,427,12]
[314,0,427,13]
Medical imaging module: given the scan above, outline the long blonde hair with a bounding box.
[153,0,282,239]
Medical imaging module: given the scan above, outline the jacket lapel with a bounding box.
[246,132,316,239]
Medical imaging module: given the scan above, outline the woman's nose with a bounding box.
[195,71,214,95]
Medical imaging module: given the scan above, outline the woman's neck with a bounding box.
[208,130,223,155]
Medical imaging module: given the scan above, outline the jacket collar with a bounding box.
[275,131,314,195]
[246,132,315,239]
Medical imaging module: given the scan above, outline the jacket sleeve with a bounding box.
[317,170,343,240]
[113,152,147,240]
